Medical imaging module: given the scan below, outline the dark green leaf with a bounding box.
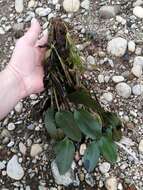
[74,110,102,139]
[83,141,100,172]
[98,137,117,163]
[103,112,122,141]
[55,111,82,141]
[55,138,75,174]
[68,88,103,114]
[44,108,57,137]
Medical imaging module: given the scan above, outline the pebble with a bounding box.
[98,74,104,83]
[132,84,143,95]
[63,0,80,13]
[118,183,123,190]
[36,7,51,17]
[107,37,127,57]
[102,92,113,102]
[99,5,120,19]
[116,16,126,25]
[79,144,86,155]
[19,142,27,155]
[7,141,15,148]
[112,76,124,83]
[116,82,131,98]
[105,177,118,190]
[85,173,95,187]
[30,144,43,157]
[15,0,24,13]
[81,0,90,10]
[87,55,95,69]
[133,56,143,68]
[52,0,59,5]
[133,6,143,18]
[28,0,36,8]
[128,41,136,52]
[0,161,6,170]
[7,155,24,180]
[7,123,15,131]
[99,162,111,174]
[14,102,23,113]
[131,65,142,78]
[51,160,78,186]
[0,27,5,35]
[133,0,143,7]
[138,139,143,153]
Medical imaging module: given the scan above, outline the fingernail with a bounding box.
[31,18,37,24]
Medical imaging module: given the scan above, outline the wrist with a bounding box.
[5,65,27,99]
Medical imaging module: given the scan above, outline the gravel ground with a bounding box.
[0,0,143,189]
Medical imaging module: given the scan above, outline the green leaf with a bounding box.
[68,88,103,114]
[44,108,57,137]
[74,110,102,139]
[103,112,122,141]
[55,138,75,174]
[83,141,100,172]
[55,111,82,141]
[98,137,117,163]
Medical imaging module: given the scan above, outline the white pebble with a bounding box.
[132,84,143,95]
[7,123,15,131]
[131,65,142,78]
[63,0,80,13]
[14,102,23,113]
[15,0,24,13]
[102,92,113,102]
[128,41,136,52]
[79,144,87,156]
[19,142,27,155]
[81,0,90,10]
[105,177,117,190]
[116,82,131,98]
[112,76,124,83]
[36,7,51,17]
[99,162,111,174]
[133,6,143,18]
[138,139,143,153]
[30,144,43,157]
[98,74,104,83]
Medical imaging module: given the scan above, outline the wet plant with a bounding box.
[32,18,122,175]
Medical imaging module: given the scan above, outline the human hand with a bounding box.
[7,18,47,97]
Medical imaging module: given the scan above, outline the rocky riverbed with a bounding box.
[0,0,143,189]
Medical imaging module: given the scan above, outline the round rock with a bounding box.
[79,144,87,156]
[81,0,90,10]
[131,65,142,78]
[7,155,24,180]
[63,0,80,12]
[14,102,23,113]
[99,162,111,174]
[99,5,120,19]
[128,41,136,52]
[112,76,124,83]
[107,37,127,57]
[132,84,143,95]
[30,144,43,157]
[138,139,143,153]
[102,92,113,102]
[133,6,143,18]
[15,0,24,13]
[7,123,15,131]
[105,177,118,190]
[36,7,51,17]
[19,142,27,155]
[116,82,131,98]
[133,56,143,68]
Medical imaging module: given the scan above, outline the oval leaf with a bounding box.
[83,141,100,172]
[55,138,75,174]
[44,108,57,137]
[74,110,102,139]
[55,111,82,141]
[98,137,117,163]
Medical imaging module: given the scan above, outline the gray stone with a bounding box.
[131,65,142,78]
[133,56,143,68]
[87,55,96,69]
[63,0,80,13]
[7,155,24,180]
[81,0,90,10]
[52,0,59,5]
[85,173,95,187]
[133,6,143,18]
[132,84,143,95]
[107,38,127,57]
[14,102,23,113]
[99,162,111,174]
[105,177,117,190]
[15,0,24,13]
[128,41,136,52]
[0,27,5,35]
[102,92,113,102]
[98,74,104,83]
[0,161,6,170]
[51,160,78,186]
[133,0,143,7]
[28,0,36,8]
[99,5,120,19]
[116,82,131,98]
[138,139,143,153]
[36,7,51,17]
[30,144,43,157]
[112,76,124,83]
[79,144,86,155]
[19,142,27,155]
[7,123,15,131]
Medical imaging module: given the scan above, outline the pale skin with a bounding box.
[0,18,47,120]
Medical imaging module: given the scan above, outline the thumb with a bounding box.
[24,18,41,45]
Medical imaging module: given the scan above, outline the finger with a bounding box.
[23,18,41,45]
[35,32,48,47]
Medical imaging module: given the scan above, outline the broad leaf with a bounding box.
[74,110,102,139]
[55,111,82,141]
[44,108,57,137]
[68,88,103,114]
[55,138,75,174]
[83,141,100,172]
[98,137,117,163]
[103,112,122,141]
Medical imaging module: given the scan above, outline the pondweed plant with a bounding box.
[33,18,122,174]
